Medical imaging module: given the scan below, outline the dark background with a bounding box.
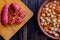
[0,0,54,40]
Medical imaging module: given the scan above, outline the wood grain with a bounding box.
[0,0,33,40]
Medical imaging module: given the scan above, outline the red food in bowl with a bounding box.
[37,0,60,39]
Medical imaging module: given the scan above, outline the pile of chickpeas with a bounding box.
[40,0,60,37]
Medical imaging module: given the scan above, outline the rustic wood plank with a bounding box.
[23,25,27,40]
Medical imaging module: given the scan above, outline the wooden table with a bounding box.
[0,0,57,40]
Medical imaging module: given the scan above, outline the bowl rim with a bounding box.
[37,0,60,39]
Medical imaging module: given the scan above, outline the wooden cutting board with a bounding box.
[0,0,33,40]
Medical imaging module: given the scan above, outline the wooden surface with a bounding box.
[0,0,58,40]
[0,0,33,40]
